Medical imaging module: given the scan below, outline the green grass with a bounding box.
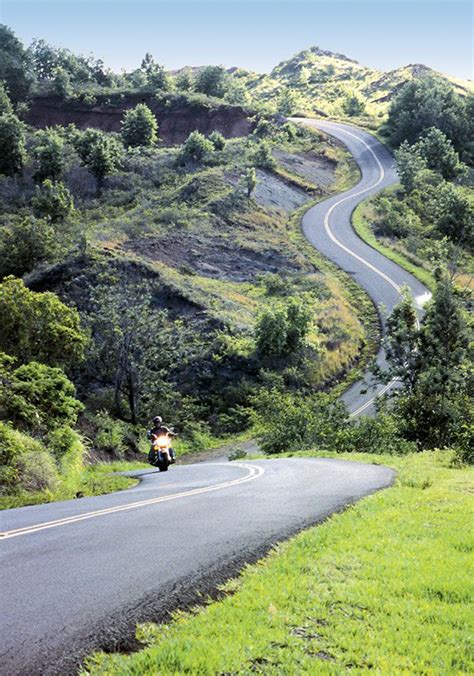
[0,461,147,510]
[352,198,436,291]
[84,450,473,674]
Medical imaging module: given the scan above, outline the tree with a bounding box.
[179,130,214,163]
[253,141,275,169]
[32,180,74,224]
[0,359,83,434]
[342,93,365,117]
[381,275,471,450]
[33,129,66,182]
[0,277,87,368]
[195,65,227,98]
[209,130,225,150]
[175,70,193,91]
[140,53,170,90]
[0,112,26,176]
[277,88,303,116]
[394,141,427,192]
[121,103,158,148]
[74,129,123,193]
[242,167,257,197]
[428,181,474,248]
[51,66,73,98]
[87,283,190,424]
[285,299,312,352]
[0,81,13,115]
[417,127,467,181]
[256,308,288,357]
[0,217,59,278]
[0,24,34,102]
[387,76,469,153]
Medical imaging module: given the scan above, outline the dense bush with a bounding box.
[179,130,214,163]
[121,103,158,148]
[0,277,87,368]
[1,360,84,433]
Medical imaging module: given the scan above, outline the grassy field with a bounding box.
[84,451,473,674]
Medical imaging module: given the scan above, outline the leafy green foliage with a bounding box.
[74,128,123,191]
[380,276,472,453]
[252,387,349,454]
[52,65,73,98]
[32,179,74,223]
[256,299,311,356]
[179,130,214,163]
[342,92,365,116]
[0,81,13,115]
[253,141,275,169]
[0,24,34,102]
[195,65,227,98]
[0,421,56,491]
[121,103,158,148]
[0,277,87,368]
[242,166,257,197]
[0,360,83,433]
[140,53,170,90]
[387,76,470,153]
[0,217,58,277]
[33,128,66,182]
[209,130,226,150]
[0,112,26,175]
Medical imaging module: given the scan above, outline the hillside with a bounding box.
[230,45,473,120]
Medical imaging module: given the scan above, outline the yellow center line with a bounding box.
[0,463,264,541]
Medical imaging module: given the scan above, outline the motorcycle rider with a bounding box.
[147,415,177,463]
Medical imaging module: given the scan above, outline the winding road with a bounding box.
[294,119,429,414]
[0,121,428,675]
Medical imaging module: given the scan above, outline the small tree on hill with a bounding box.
[342,93,365,117]
[179,130,214,163]
[209,130,226,150]
[33,129,66,182]
[52,66,73,99]
[0,81,13,115]
[0,112,26,176]
[121,103,158,148]
[32,179,74,224]
[74,129,123,193]
[195,65,227,98]
[242,167,257,197]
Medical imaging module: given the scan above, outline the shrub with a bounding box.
[121,103,158,148]
[16,449,59,492]
[179,131,214,163]
[0,277,88,368]
[32,179,74,223]
[253,142,275,169]
[94,410,128,458]
[0,422,46,491]
[209,131,226,150]
[1,360,84,433]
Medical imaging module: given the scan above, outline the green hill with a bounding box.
[231,46,473,121]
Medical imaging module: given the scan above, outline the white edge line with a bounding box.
[0,463,264,541]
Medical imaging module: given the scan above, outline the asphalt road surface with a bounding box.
[1,459,394,674]
[293,119,430,414]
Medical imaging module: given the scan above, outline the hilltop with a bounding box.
[229,45,473,119]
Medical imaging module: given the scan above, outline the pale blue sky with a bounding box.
[1,1,472,79]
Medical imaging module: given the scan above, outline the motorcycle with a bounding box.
[148,432,174,472]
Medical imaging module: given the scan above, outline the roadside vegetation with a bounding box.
[353,77,473,295]
[1,26,373,507]
[84,450,473,674]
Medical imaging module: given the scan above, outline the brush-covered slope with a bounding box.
[232,46,473,120]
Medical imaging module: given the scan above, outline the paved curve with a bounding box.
[0,459,394,674]
[293,119,430,414]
